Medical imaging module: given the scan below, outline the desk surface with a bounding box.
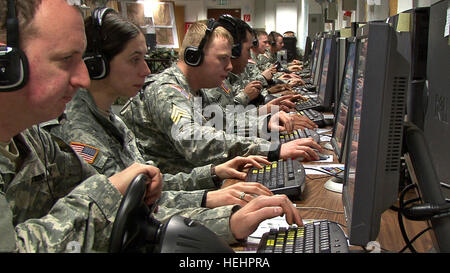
[229,141,434,253]
[295,172,434,253]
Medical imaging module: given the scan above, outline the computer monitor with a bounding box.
[312,37,325,87]
[303,36,312,63]
[399,0,450,253]
[310,37,322,81]
[335,37,348,107]
[282,36,298,62]
[342,22,410,247]
[406,7,430,131]
[331,38,357,163]
[422,0,450,216]
[317,35,337,109]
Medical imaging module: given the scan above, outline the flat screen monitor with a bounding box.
[312,37,325,87]
[310,37,322,82]
[317,35,337,109]
[303,36,312,63]
[342,22,409,247]
[421,0,450,252]
[335,37,348,106]
[282,36,298,62]
[331,38,357,163]
[406,7,430,131]
[424,0,449,186]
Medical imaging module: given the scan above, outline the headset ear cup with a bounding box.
[184,46,203,67]
[83,53,109,80]
[0,46,29,92]
[231,44,241,59]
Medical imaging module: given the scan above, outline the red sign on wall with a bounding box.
[185,22,193,33]
[243,14,251,22]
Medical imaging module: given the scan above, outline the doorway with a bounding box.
[207,8,241,20]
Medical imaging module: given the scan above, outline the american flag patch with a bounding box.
[169,84,191,99]
[220,82,231,94]
[70,142,99,164]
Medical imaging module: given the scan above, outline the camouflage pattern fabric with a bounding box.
[43,89,240,244]
[0,126,122,252]
[256,49,277,71]
[120,64,274,174]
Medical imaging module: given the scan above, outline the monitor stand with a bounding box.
[324,173,344,193]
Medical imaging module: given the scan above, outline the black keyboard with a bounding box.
[302,78,313,85]
[293,87,316,96]
[295,97,321,111]
[279,128,320,144]
[245,158,305,200]
[303,84,316,91]
[295,71,310,77]
[298,109,326,127]
[257,220,349,253]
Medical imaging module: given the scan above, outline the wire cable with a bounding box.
[297,206,344,214]
[398,227,432,253]
[398,183,420,253]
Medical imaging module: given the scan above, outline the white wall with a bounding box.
[173,0,255,25]
[366,0,389,21]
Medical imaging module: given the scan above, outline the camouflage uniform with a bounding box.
[0,126,122,252]
[257,49,277,71]
[121,64,279,175]
[43,89,240,244]
[253,50,287,84]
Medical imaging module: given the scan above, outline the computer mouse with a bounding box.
[323,142,334,151]
[324,178,343,193]
[317,152,329,160]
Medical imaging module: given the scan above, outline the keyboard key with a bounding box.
[257,221,349,253]
[246,159,305,200]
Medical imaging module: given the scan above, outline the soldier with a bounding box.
[259,31,303,73]
[43,9,287,244]
[248,30,304,93]
[121,19,322,176]
[0,0,302,252]
[0,0,163,252]
[200,17,317,131]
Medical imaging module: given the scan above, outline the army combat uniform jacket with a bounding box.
[44,89,239,243]
[121,64,279,175]
[0,126,122,252]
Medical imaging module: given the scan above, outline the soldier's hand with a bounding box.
[288,78,305,87]
[243,81,263,100]
[205,182,272,208]
[289,59,302,66]
[267,83,290,94]
[229,195,303,240]
[279,138,322,161]
[261,65,277,81]
[268,111,294,133]
[108,163,163,206]
[288,64,302,72]
[291,112,318,129]
[215,155,271,181]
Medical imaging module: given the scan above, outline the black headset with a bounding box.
[0,0,29,92]
[251,29,259,48]
[83,7,116,80]
[217,14,245,59]
[268,31,277,46]
[184,18,220,67]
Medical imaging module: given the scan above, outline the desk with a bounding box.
[295,172,434,252]
[228,142,435,253]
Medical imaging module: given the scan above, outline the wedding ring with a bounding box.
[239,192,246,200]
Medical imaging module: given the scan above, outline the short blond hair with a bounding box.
[179,21,234,61]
